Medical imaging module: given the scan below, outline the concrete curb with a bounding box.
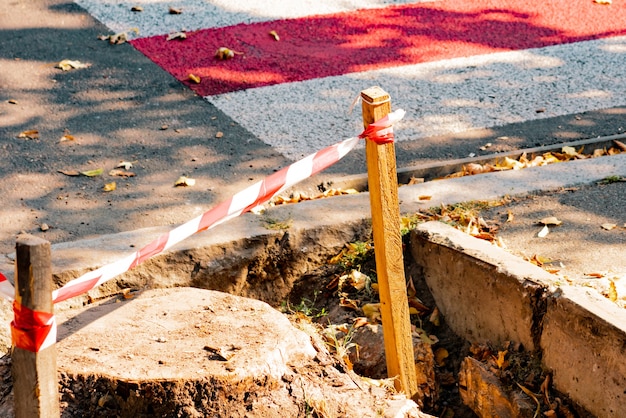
[411,221,626,417]
[1,154,625,413]
[2,153,624,295]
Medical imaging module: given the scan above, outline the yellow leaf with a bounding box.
[362,303,381,323]
[56,59,90,71]
[537,225,549,238]
[18,129,39,139]
[269,30,280,41]
[495,350,508,369]
[103,182,116,192]
[409,307,420,315]
[594,0,612,4]
[418,195,432,201]
[435,347,449,367]
[81,168,103,177]
[608,280,618,302]
[370,283,379,293]
[561,146,578,157]
[174,176,195,187]
[59,134,75,142]
[215,47,235,60]
[542,152,561,164]
[188,73,201,84]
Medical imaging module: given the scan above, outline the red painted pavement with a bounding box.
[131,0,626,96]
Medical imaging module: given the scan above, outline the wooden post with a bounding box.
[12,234,59,417]
[361,86,418,399]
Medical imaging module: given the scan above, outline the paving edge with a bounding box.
[411,221,626,417]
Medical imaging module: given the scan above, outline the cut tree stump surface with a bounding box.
[56,288,316,381]
[44,287,421,417]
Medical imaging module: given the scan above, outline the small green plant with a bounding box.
[280,290,327,319]
[261,214,292,230]
[322,323,358,362]
[599,175,625,185]
[330,240,373,270]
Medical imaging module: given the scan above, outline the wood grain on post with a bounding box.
[361,86,418,399]
[12,234,59,418]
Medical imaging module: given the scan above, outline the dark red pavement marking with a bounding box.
[131,0,626,96]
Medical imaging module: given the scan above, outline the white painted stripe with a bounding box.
[75,0,431,39]
[208,37,626,159]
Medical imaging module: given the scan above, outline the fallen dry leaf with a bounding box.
[40,223,49,232]
[506,210,514,222]
[18,129,39,139]
[130,5,143,12]
[435,347,449,367]
[188,73,201,84]
[116,161,134,170]
[215,131,224,138]
[8,99,17,104]
[608,280,618,302]
[594,0,612,4]
[215,47,242,60]
[58,169,80,176]
[407,177,424,185]
[166,31,187,41]
[59,134,75,142]
[494,350,508,369]
[614,139,626,152]
[108,169,135,177]
[169,6,182,14]
[601,223,617,231]
[103,182,116,192]
[362,303,381,323]
[352,317,369,328]
[418,195,432,201]
[339,297,359,311]
[539,216,562,226]
[537,225,550,238]
[174,175,195,187]
[429,307,440,326]
[269,30,280,41]
[81,168,104,177]
[561,146,578,157]
[56,60,90,71]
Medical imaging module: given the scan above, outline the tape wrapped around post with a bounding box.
[359,109,405,144]
[11,301,56,353]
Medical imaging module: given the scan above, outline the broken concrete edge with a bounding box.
[411,221,626,417]
[1,152,623,294]
[0,154,622,398]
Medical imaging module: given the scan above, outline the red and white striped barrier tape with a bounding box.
[2,108,404,351]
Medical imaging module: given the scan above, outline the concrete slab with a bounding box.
[541,285,626,418]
